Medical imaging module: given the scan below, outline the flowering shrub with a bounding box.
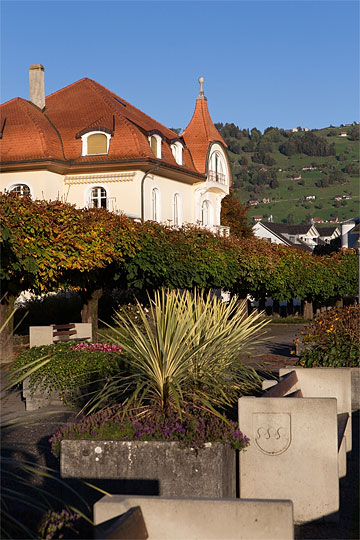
[38,509,89,540]
[296,305,360,367]
[70,342,123,353]
[10,342,123,403]
[49,404,249,457]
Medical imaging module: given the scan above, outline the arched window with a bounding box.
[149,134,162,159]
[151,188,160,221]
[209,151,226,184]
[10,184,31,197]
[201,200,211,227]
[171,142,183,165]
[173,193,181,226]
[91,187,107,209]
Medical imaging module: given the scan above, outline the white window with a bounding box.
[173,193,182,227]
[201,200,211,227]
[148,134,162,159]
[208,151,226,184]
[81,131,111,156]
[91,187,107,209]
[171,142,183,165]
[151,187,161,221]
[10,184,31,197]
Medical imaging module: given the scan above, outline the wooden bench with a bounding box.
[29,323,92,348]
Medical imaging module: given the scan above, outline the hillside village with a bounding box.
[215,122,359,226]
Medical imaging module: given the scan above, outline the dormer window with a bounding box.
[171,141,183,165]
[208,151,227,184]
[81,131,111,156]
[148,134,162,159]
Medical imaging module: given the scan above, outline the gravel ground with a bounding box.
[1,324,359,539]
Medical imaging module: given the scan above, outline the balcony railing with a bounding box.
[208,170,226,184]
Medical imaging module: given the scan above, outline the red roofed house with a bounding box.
[0,67,230,233]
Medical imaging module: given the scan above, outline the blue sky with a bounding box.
[1,1,359,132]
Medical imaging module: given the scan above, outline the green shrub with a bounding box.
[296,305,360,367]
[10,342,124,403]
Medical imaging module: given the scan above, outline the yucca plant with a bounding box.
[97,289,268,415]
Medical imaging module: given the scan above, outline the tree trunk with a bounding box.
[335,298,343,310]
[287,298,294,317]
[303,300,314,320]
[0,294,16,363]
[272,300,280,318]
[81,288,103,342]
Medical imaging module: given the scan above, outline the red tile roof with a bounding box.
[182,97,227,174]
[1,78,221,178]
[0,98,64,161]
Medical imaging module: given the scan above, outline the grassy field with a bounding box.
[224,125,359,223]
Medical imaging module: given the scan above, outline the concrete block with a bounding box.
[22,377,68,411]
[262,380,278,391]
[29,326,53,348]
[280,368,352,451]
[73,322,92,341]
[238,396,339,523]
[94,495,294,540]
[61,440,235,498]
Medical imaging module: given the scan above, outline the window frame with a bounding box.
[9,183,32,197]
[171,141,183,165]
[148,134,162,159]
[90,186,108,209]
[81,131,111,156]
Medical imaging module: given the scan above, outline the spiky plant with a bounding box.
[98,289,268,414]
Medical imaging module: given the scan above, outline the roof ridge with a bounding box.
[46,77,90,100]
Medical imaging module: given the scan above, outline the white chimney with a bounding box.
[29,64,45,109]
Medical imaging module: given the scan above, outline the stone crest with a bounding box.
[253,413,291,455]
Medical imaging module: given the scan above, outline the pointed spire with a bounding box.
[182,77,227,174]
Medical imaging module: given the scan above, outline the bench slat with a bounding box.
[53,324,76,330]
[262,370,299,398]
[53,329,77,337]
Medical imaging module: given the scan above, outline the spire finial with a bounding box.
[197,76,206,100]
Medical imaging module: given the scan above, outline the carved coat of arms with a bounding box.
[253,413,291,455]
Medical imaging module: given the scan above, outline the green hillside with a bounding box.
[216,123,359,224]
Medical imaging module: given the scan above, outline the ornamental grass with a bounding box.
[94,288,268,415]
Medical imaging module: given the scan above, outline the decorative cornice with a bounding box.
[64,172,135,185]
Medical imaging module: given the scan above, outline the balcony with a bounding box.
[208,170,226,184]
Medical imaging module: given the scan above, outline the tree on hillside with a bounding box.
[220,189,253,239]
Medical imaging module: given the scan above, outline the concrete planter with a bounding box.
[22,378,78,411]
[60,439,236,498]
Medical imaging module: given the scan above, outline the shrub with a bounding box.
[49,404,249,457]
[296,305,360,367]
[10,342,123,403]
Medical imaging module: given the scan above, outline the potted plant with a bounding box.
[56,289,268,497]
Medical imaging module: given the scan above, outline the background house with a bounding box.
[252,221,340,251]
[0,67,230,233]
